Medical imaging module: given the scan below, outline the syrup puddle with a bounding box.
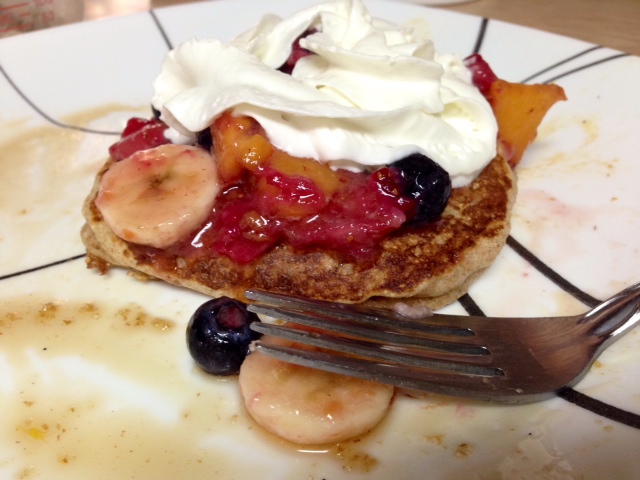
[0,297,238,478]
[0,294,385,479]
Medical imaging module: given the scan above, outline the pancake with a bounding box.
[81,154,516,310]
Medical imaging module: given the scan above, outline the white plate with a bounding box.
[1,0,639,478]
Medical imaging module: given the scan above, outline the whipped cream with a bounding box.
[152,0,497,187]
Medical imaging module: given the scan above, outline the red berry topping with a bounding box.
[463,53,498,96]
[278,29,317,74]
[109,117,169,161]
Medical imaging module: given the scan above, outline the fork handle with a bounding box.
[583,281,640,339]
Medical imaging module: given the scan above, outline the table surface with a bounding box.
[82,0,640,57]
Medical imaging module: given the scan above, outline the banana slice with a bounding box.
[239,336,394,445]
[96,144,219,249]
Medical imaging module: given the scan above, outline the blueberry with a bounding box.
[389,153,451,225]
[196,128,213,151]
[151,104,162,119]
[186,297,261,376]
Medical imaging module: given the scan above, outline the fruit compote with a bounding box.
[110,111,452,264]
[181,111,446,263]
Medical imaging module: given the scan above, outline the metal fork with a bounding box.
[245,282,640,403]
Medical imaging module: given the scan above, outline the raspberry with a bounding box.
[463,53,498,96]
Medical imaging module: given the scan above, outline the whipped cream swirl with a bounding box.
[152,0,497,187]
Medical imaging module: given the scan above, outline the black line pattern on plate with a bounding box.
[0,64,120,135]
[468,19,640,429]
[471,18,631,86]
[557,387,640,429]
[506,236,601,308]
[149,9,174,50]
[0,254,86,281]
[519,45,602,83]
[541,52,631,84]
[470,18,489,54]
[458,293,485,316]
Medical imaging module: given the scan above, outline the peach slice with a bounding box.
[487,80,566,167]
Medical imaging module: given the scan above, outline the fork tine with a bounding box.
[245,289,475,337]
[251,321,503,376]
[248,303,488,355]
[251,341,512,401]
